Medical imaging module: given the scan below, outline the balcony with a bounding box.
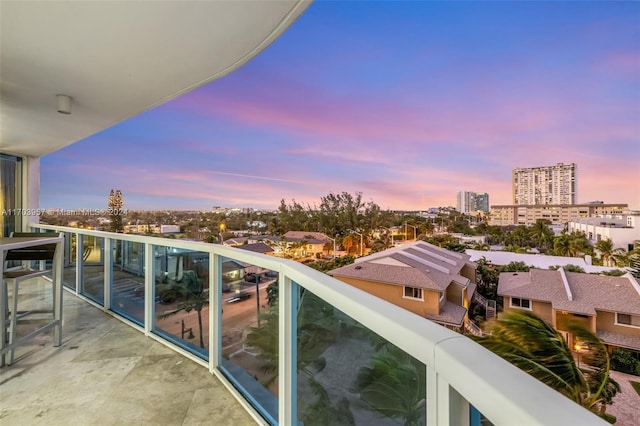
[2,225,605,425]
[1,284,255,424]
[0,3,609,423]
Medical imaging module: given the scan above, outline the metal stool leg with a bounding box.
[8,278,20,365]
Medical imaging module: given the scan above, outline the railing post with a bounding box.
[104,238,112,310]
[209,253,222,372]
[144,243,154,335]
[426,365,469,426]
[75,233,83,294]
[53,236,64,346]
[426,365,437,425]
[279,274,297,425]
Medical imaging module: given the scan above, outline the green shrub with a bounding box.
[610,348,640,376]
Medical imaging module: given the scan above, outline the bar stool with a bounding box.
[3,232,61,364]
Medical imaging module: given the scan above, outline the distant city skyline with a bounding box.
[457,191,490,214]
[40,2,640,211]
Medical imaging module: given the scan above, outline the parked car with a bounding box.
[226,292,251,303]
[244,273,261,283]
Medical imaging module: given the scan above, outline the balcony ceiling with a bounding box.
[0,1,310,157]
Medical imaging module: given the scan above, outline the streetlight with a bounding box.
[251,273,261,327]
[348,230,364,256]
[574,343,587,368]
[380,227,395,247]
[325,235,337,258]
[404,222,417,241]
[218,223,226,244]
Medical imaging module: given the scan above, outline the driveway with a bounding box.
[607,370,640,426]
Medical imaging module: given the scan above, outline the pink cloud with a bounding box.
[593,51,640,77]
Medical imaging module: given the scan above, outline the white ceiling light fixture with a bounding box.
[56,94,72,114]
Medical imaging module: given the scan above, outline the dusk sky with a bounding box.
[41,1,640,211]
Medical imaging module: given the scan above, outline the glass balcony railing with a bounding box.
[31,224,605,426]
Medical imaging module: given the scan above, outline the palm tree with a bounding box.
[474,311,618,418]
[341,235,356,255]
[158,269,208,348]
[595,238,615,267]
[472,242,490,251]
[630,240,640,278]
[529,219,554,251]
[554,231,592,257]
[301,377,355,426]
[554,233,572,256]
[611,248,629,267]
[351,348,425,426]
[611,241,640,273]
[246,304,279,386]
[247,291,341,387]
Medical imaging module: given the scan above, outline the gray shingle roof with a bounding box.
[236,242,274,254]
[596,330,640,351]
[328,241,473,291]
[363,241,475,272]
[259,234,326,245]
[498,269,640,316]
[222,260,244,273]
[328,261,449,291]
[425,301,467,327]
[284,231,330,242]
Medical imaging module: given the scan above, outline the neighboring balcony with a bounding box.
[4,224,605,425]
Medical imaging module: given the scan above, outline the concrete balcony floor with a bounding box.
[1,279,256,425]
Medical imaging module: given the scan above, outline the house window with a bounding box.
[510,297,531,310]
[616,313,640,328]
[403,286,423,300]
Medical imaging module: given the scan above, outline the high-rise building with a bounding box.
[512,163,577,205]
[457,190,490,213]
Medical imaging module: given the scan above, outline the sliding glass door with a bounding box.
[0,153,23,237]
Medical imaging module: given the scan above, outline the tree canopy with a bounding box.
[474,311,619,419]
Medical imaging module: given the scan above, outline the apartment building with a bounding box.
[489,203,628,226]
[499,269,640,354]
[568,214,640,251]
[123,224,180,234]
[457,191,490,213]
[329,241,477,329]
[512,163,577,205]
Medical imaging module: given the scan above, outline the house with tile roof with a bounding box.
[252,232,330,259]
[328,241,477,330]
[283,231,331,258]
[498,268,640,353]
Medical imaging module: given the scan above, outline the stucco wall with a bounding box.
[596,310,640,337]
[334,276,440,317]
[446,282,463,306]
[502,298,554,325]
[461,264,476,283]
[555,312,594,333]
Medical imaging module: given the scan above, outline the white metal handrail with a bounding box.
[31,223,604,426]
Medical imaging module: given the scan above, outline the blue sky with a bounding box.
[41,1,640,211]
